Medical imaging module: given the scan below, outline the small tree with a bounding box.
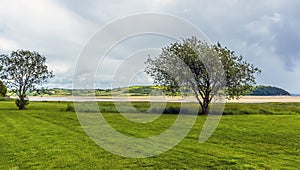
[145,37,260,115]
[0,50,54,109]
[0,80,7,97]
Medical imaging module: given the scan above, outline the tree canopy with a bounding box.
[145,37,261,114]
[0,50,54,109]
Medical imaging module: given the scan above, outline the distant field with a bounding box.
[0,101,299,169]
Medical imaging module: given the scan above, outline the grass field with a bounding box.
[0,101,299,169]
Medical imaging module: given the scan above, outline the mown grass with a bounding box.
[0,101,299,169]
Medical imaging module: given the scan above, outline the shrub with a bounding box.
[65,104,75,112]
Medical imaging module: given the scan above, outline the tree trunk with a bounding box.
[16,95,28,110]
[192,86,211,115]
[201,98,210,115]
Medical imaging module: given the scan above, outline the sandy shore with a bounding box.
[26,95,300,103]
[226,96,300,103]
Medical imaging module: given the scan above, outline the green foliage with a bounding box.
[250,85,290,96]
[0,80,7,97]
[0,101,299,169]
[0,50,54,109]
[145,37,261,114]
[214,43,261,98]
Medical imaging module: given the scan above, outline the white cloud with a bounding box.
[245,13,283,35]
[0,38,19,51]
[0,0,95,44]
[0,0,99,67]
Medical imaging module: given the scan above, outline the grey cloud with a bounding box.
[1,0,300,93]
[272,19,300,70]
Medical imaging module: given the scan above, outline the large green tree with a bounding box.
[0,50,54,109]
[145,37,260,115]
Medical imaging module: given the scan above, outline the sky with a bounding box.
[0,0,300,93]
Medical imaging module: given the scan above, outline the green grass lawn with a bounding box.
[0,101,299,169]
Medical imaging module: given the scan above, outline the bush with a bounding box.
[65,104,75,112]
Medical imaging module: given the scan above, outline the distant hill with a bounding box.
[249,86,290,96]
[7,85,290,97]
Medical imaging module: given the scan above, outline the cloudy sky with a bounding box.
[0,0,299,93]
